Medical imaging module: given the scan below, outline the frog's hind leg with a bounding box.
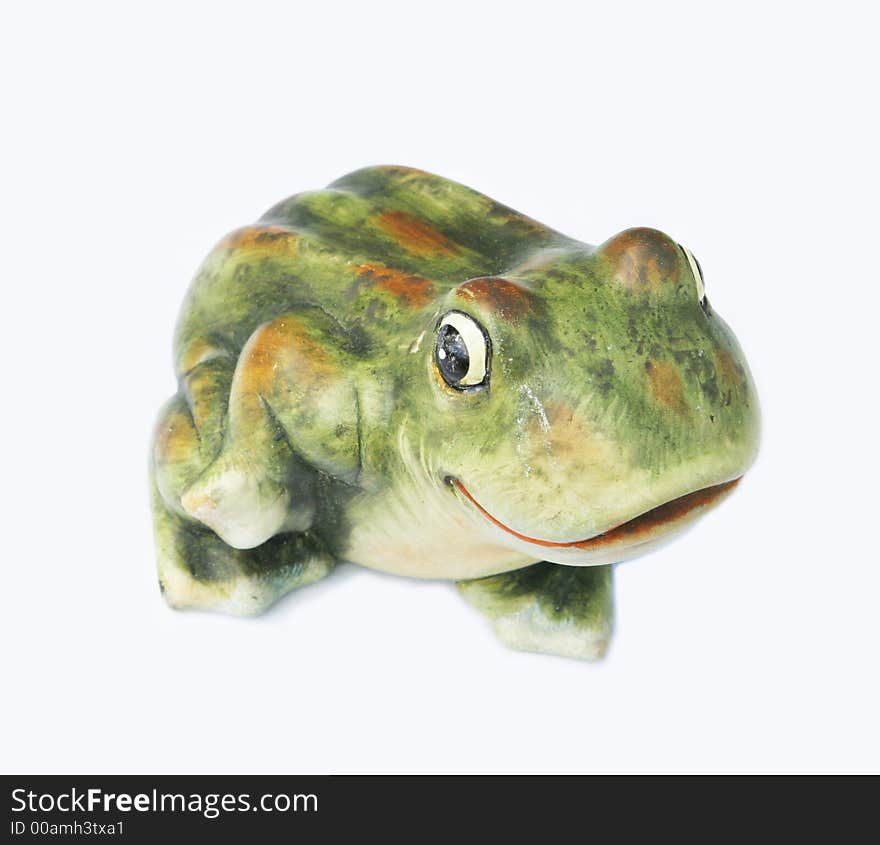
[457,563,614,661]
[150,346,334,614]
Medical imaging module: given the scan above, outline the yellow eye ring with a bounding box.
[679,243,706,305]
[434,311,491,390]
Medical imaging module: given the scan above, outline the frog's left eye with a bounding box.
[679,243,707,307]
[434,311,490,390]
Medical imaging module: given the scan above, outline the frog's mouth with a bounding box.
[448,477,740,550]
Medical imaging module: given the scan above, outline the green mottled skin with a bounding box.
[150,165,760,660]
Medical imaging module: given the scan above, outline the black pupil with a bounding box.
[436,325,469,384]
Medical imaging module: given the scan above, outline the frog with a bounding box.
[150,165,760,660]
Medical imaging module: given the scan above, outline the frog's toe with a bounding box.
[458,563,614,661]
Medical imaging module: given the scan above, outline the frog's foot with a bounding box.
[152,473,334,615]
[457,563,614,661]
[179,450,311,550]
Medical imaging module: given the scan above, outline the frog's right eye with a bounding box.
[678,243,707,307]
[434,311,491,390]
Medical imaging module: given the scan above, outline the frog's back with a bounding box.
[173,165,573,373]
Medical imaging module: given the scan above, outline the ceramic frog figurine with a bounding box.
[150,165,759,660]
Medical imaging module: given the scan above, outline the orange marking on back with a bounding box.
[355,263,435,308]
[220,225,298,260]
[377,210,456,256]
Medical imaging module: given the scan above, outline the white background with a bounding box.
[2,2,877,774]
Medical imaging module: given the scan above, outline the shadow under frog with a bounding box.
[150,165,760,660]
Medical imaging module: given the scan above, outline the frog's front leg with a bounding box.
[180,309,363,550]
[150,335,338,614]
[457,563,614,661]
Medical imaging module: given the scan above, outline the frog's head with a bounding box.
[421,228,760,565]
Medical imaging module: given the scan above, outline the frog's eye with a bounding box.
[434,311,490,390]
[678,243,707,307]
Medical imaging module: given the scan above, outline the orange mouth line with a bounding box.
[450,477,741,549]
